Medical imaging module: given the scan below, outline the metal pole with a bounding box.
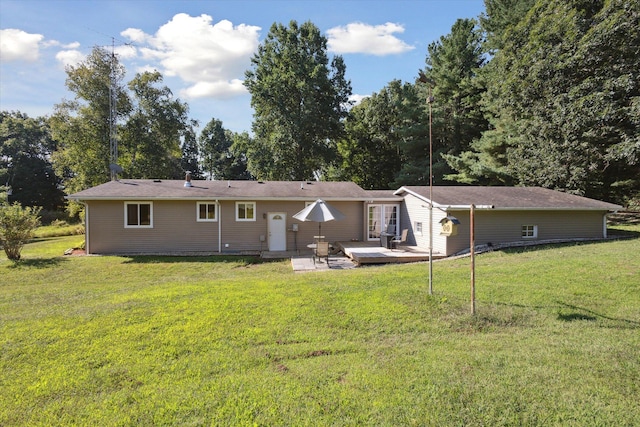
[428,85,433,295]
[470,204,476,315]
[418,71,434,296]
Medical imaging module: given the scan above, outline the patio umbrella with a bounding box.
[293,199,345,238]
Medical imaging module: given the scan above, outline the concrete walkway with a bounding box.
[291,255,357,272]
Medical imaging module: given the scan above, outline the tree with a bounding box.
[226,131,253,180]
[199,118,253,180]
[244,20,352,180]
[120,71,189,179]
[0,111,65,210]
[335,80,422,189]
[418,19,488,184]
[50,47,131,194]
[452,0,639,203]
[480,0,537,51]
[0,200,41,261]
[199,118,229,180]
[180,119,202,179]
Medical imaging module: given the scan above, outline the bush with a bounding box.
[0,203,42,260]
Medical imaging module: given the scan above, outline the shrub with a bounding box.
[0,203,42,260]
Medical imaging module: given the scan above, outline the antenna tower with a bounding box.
[109,37,119,180]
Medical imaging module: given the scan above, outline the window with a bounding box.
[197,202,217,222]
[522,224,537,238]
[125,202,153,228]
[415,221,423,236]
[236,202,256,221]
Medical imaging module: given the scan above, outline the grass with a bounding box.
[33,221,84,239]
[1,227,639,426]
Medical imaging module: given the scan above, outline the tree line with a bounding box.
[2,0,638,218]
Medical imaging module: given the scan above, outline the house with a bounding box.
[67,179,374,255]
[68,179,622,257]
[394,186,622,256]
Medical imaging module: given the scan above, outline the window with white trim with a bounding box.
[522,224,537,238]
[197,202,217,222]
[236,202,256,221]
[415,221,423,236]
[125,202,153,228]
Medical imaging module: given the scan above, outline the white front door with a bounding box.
[268,213,287,251]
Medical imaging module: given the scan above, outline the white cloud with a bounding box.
[120,28,148,44]
[0,29,44,62]
[327,22,414,56]
[180,79,247,99]
[349,94,369,106]
[114,44,137,60]
[55,50,85,67]
[122,13,260,99]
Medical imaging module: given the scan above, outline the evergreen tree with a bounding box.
[417,19,488,184]
[453,0,639,202]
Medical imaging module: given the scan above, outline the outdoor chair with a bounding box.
[390,229,408,250]
[314,241,330,265]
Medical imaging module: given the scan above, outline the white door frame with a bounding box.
[268,212,287,251]
[367,204,400,241]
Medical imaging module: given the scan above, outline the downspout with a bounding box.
[83,202,89,254]
[217,200,221,253]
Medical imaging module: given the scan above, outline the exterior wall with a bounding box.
[86,199,364,254]
[401,194,448,254]
[87,200,219,254]
[218,200,363,252]
[444,209,608,256]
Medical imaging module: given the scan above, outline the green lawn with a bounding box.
[1,228,639,426]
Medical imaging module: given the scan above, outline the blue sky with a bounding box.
[1,0,486,133]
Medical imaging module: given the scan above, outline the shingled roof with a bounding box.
[395,186,622,211]
[67,179,371,201]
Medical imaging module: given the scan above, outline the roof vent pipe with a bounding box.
[301,182,304,189]
[184,171,192,187]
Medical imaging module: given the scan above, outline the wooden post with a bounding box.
[470,204,476,315]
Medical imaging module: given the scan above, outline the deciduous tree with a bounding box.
[244,20,351,180]
[50,47,131,194]
[120,71,189,179]
[0,111,65,210]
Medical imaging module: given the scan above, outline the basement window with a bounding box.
[197,202,218,222]
[125,202,153,228]
[522,224,538,239]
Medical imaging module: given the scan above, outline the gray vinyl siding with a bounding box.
[444,209,607,255]
[86,199,364,254]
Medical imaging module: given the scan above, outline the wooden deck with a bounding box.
[335,241,446,266]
